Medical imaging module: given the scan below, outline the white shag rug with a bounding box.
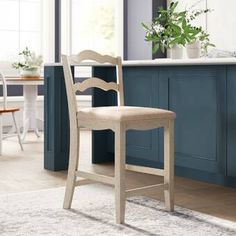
[1,184,236,236]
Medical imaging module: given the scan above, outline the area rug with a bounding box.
[1,184,236,236]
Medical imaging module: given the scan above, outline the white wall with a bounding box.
[175,0,207,30]
[207,0,236,51]
[173,0,236,51]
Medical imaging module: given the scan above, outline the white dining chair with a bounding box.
[0,73,23,155]
[62,50,176,224]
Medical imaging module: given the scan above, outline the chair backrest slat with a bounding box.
[0,72,7,109]
[73,77,120,93]
[62,49,124,108]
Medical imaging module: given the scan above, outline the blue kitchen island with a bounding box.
[44,58,236,187]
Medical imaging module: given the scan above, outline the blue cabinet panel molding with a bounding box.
[167,66,226,174]
[227,66,236,178]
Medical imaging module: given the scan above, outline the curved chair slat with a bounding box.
[73,77,119,92]
[71,50,118,65]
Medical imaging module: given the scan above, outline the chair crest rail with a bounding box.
[70,50,118,65]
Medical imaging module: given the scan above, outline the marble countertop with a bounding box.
[45,58,236,67]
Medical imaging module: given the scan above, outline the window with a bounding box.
[72,0,116,56]
[61,0,123,57]
[61,0,123,78]
[0,0,54,75]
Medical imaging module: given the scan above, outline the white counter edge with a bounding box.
[44,58,236,67]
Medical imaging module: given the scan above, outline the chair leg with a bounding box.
[164,120,175,211]
[63,127,80,209]
[12,112,23,151]
[114,124,126,224]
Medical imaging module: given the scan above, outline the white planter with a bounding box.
[20,68,40,77]
[171,45,183,59]
[186,41,201,58]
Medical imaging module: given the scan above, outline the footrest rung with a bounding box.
[2,134,18,139]
[126,164,164,177]
[75,170,115,185]
[126,183,168,198]
[75,179,96,186]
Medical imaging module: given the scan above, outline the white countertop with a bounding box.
[123,58,236,66]
[45,58,236,67]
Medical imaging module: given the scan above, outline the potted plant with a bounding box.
[185,27,215,58]
[12,47,43,77]
[185,8,215,58]
[142,2,187,59]
[170,18,202,59]
[142,1,215,59]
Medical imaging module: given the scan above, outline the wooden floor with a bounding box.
[1,131,236,222]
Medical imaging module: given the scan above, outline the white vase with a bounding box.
[171,45,183,59]
[186,41,201,58]
[20,67,40,77]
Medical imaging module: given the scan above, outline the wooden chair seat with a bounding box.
[77,106,176,123]
[0,108,20,114]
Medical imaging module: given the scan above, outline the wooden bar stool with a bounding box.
[0,73,23,155]
[62,50,176,224]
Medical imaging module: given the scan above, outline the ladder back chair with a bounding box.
[0,73,23,155]
[62,50,176,224]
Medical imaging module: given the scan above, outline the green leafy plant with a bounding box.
[142,2,187,53]
[197,29,215,55]
[142,1,215,54]
[12,47,43,70]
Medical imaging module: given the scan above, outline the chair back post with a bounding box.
[116,57,124,106]
[61,55,78,130]
[0,72,7,109]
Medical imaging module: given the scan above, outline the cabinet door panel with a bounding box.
[167,66,226,173]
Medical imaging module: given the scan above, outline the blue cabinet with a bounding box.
[120,66,227,175]
[44,63,236,187]
[44,65,71,170]
[92,65,229,184]
[93,66,227,175]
